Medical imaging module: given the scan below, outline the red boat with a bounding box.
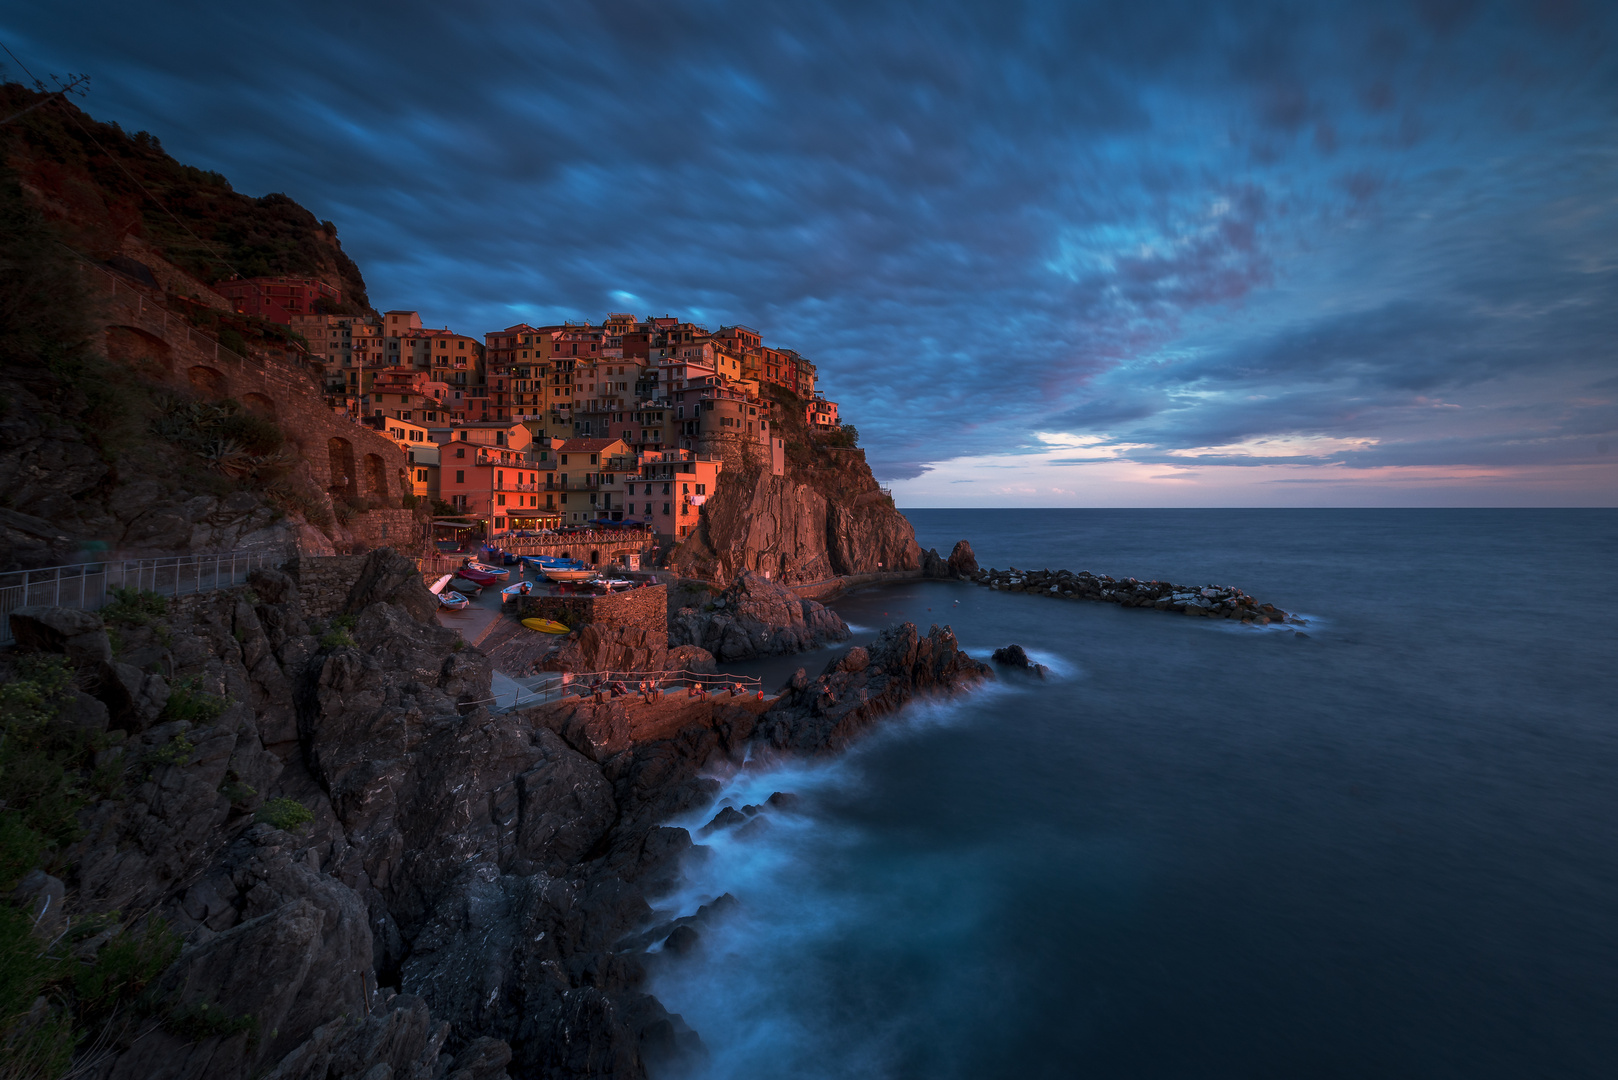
[455,565,499,585]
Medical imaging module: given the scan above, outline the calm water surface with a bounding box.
[649,510,1618,1079]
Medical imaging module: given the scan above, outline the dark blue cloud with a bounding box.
[4,0,1615,496]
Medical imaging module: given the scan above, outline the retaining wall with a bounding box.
[517,584,667,631]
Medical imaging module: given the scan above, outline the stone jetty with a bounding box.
[968,565,1293,624]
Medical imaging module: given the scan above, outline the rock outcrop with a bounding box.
[970,565,1294,623]
[668,571,850,662]
[757,622,993,753]
[921,539,979,580]
[5,544,1000,1078]
[669,454,920,587]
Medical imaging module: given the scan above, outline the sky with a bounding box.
[5,1,1616,506]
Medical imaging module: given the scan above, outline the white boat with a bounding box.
[594,578,634,590]
[428,574,454,596]
[437,590,470,610]
[541,566,597,583]
[500,582,537,603]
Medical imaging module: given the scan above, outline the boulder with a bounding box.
[757,623,993,753]
[946,539,979,578]
[991,643,1048,678]
[341,547,438,624]
[669,572,850,662]
[8,605,112,666]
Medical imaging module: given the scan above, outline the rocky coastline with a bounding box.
[0,549,991,1080]
[920,539,1295,624]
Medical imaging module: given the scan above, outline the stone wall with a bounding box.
[285,554,372,620]
[88,266,412,507]
[346,509,423,552]
[517,584,666,631]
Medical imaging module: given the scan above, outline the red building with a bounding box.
[215,276,341,324]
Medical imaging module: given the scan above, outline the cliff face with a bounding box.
[670,451,921,587]
[0,113,415,571]
[1,83,371,310]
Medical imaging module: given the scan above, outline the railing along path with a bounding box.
[0,550,286,646]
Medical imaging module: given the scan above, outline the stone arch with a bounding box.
[327,437,357,498]
[105,325,170,373]
[364,454,387,498]
[589,550,600,565]
[240,392,277,419]
[188,365,227,398]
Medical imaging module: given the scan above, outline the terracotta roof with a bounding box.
[559,438,627,452]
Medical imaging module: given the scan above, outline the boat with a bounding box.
[594,578,634,590]
[464,560,510,579]
[521,618,571,634]
[541,566,597,583]
[522,555,583,571]
[450,576,485,595]
[500,581,536,604]
[455,565,499,585]
[429,574,471,609]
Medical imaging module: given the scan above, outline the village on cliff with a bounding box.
[227,277,847,542]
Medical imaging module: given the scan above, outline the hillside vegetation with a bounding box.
[0,82,370,312]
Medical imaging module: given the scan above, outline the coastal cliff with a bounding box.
[0,550,990,1078]
[669,388,921,587]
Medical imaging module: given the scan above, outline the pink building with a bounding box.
[215,276,341,324]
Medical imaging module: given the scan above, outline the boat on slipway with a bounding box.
[463,560,510,579]
[429,574,471,610]
[500,581,537,604]
[541,565,597,583]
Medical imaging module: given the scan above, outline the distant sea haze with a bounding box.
[648,509,1618,1079]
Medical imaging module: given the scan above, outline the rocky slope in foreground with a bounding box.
[1,550,989,1079]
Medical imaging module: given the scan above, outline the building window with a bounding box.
[497,494,506,506]
[455,470,464,484]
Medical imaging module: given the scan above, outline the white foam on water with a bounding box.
[646,689,1000,1079]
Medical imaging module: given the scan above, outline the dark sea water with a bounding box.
[648,509,1618,1079]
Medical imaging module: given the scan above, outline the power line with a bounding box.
[1,37,246,281]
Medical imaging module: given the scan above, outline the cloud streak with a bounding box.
[5,0,1616,502]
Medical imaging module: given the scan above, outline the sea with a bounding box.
[645,509,1618,1080]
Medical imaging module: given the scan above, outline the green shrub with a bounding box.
[216,328,248,356]
[101,587,168,627]
[0,902,73,1078]
[158,677,226,725]
[0,659,90,849]
[145,731,194,768]
[216,409,282,455]
[319,628,356,650]
[254,798,312,833]
[73,918,180,1022]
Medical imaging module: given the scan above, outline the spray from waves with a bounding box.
[644,688,1011,1080]
[953,639,1080,680]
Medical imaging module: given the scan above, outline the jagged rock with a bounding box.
[8,604,112,665]
[543,623,669,674]
[757,623,992,753]
[669,571,850,662]
[947,539,979,577]
[666,644,717,674]
[342,548,438,624]
[991,643,1048,678]
[669,455,921,586]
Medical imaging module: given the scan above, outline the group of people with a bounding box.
[582,677,762,705]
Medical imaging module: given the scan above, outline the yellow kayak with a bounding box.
[522,618,570,635]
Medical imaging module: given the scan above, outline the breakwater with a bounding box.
[968,565,1293,623]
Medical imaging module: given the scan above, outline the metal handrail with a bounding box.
[1,549,288,645]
